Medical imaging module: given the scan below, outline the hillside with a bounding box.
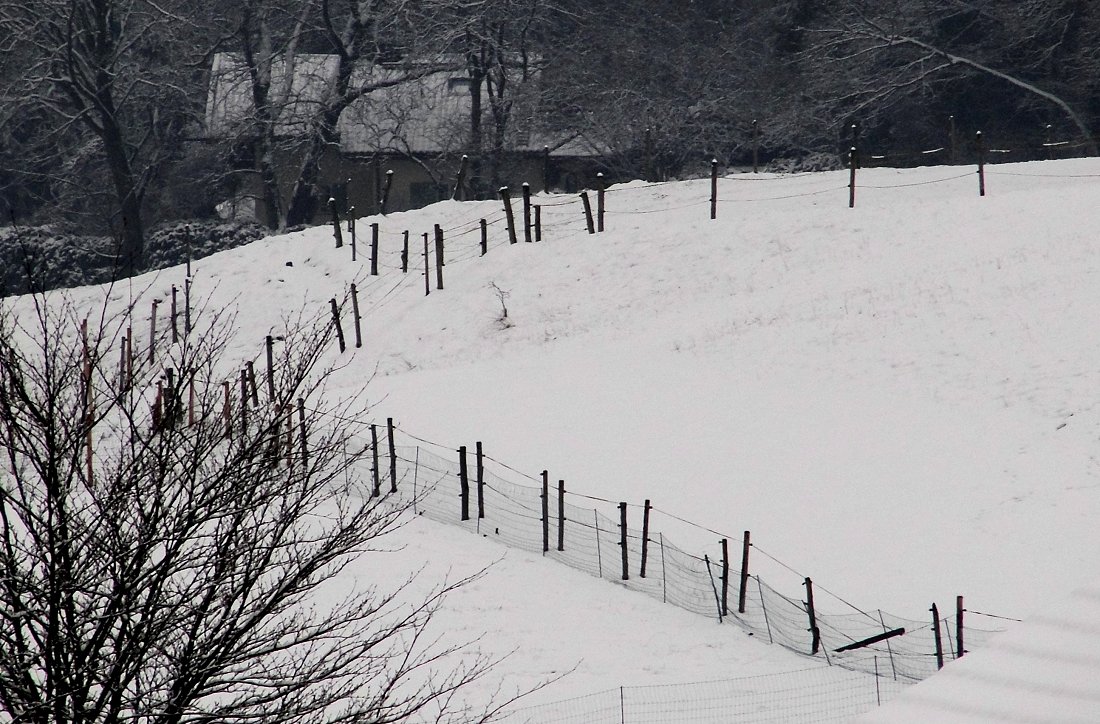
[11,158,1100,720]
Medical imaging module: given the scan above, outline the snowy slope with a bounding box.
[14,158,1100,719]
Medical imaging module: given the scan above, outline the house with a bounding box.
[205,53,604,225]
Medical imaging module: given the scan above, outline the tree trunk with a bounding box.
[99,115,145,275]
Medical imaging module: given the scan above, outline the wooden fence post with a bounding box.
[500,186,518,244]
[453,154,468,200]
[596,173,605,231]
[423,232,430,296]
[581,192,595,234]
[459,446,470,521]
[350,283,362,349]
[976,131,986,197]
[475,441,485,518]
[184,278,191,336]
[239,369,248,434]
[371,424,380,497]
[370,223,379,276]
[557,479,565,552]
[330,298,345,353]
[738,530,751,614]
[265,335,275,401]
[849,147,858,208]
[222,381,231,438]
[522,183,532,243]
[245,361,259,407]
[534,205,542,241]
[805,577,820,655]
[640,499,651,578]
[171,285,178,344]
[149,299,159,363]
[541,471,550,553]
[380,169,394,214]
[401,231,409,273]
[434,225,444,290]
[350,210,357,262]
[542,145,550,190]
[480,219,488,256]
[387,417,397,493]
[720,538,730,617]
[932,603,944,669]
[619,502,629,581]
[329,198,343,248]
[956,595,965,658]
[710,159,718,219]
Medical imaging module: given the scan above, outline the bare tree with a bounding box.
[0,289,518,723]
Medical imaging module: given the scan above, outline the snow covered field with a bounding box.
[17,158,1100,720]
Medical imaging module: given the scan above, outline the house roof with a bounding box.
[206,53,590,157]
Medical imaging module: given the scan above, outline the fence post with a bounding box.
[329,298,345,353]
[350,283,362,349]
[380,169,393,214]
[423,232,430,296]
[184,278,191,336]
[956,595,965,658]
[371,422,380,497]
[453,154,468,200]
[475,441,485,519]
[805,577,820,655]
[522,183,532,243]
[581,192,595,234]
[949,115,958,164]
[245,361,259,407]
[720,538,729,617]
[752,119,760,173]
[171,285,178,344]
[222,381,231,438]
[350,210,357,261]
[705,555,723,622]
[932,603,944,669]
[849,147,858,208]
[737,530,752,614]
[500,186,518,244]
[387,417,397,493]
[370,223,379,276]
[265,335,275,401]
[480,218,488,256]
[710,159,718,219]
[659,532,667,603]
[459,446,470,521]
[402,230,409,273]
[618,502,629,581]
[541,471,550,553]
[640,499,651,578]
[239,369,248,434]
[534,205,542,241]
[976,131,986,197]
[596,173,605,232]
[149,299,158,363]
[329,198,343,248]
[434,225,444,290]
[557,479,565,552]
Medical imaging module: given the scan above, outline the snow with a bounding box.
[13,157,1100,720]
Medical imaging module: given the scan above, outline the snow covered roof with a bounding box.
[205,53,584,156]
[858,580,1100,723]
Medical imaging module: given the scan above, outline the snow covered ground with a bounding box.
[15,157,1100,720]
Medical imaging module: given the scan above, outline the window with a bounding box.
[447,77,472,94]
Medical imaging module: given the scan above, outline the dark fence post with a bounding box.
[329,198,344,248]
[350,283,362,349]
[500,186,518,244]
[371,424,380,497]
[640,499,651,578]
[387,417,397,493]
[557,479,565,551]
[476,441,485,518]
[534,205,542,241]
[581,192,595,234]
[619,502,629,581]
[738,530,751,614]
[370,223,379,276]
[805,577,820,655]
[459,446,470,521]
[453,154,468,200]
[976,131,986,197]
[330,298,345,353]
[480,218,488,255]
[849,147,858,208]
[542,145,551,191]
[222,382,231,438]
[956,595,965,658]
[350,210,357,261]
[171,285,178,344]
[434,224,444,290]
[245,362,259,407]
[401,230,409,273]
[932,603,944,669]
[710,159,718,220]
[184,278,191,336]
[541,471,550,553]
[423,232,430,296]
[522,183,532,243]
[149,299,158,363]
[949,114,958,164]
[596,173,605,232]
[380,169,394,214]
[720,538,730,617]
[265,334,275,401]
